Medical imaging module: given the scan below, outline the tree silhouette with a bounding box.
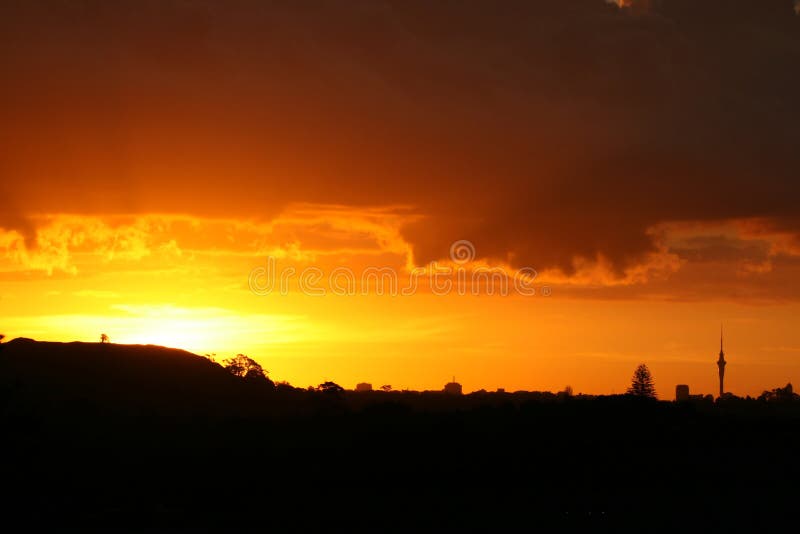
[627,364,656,398]
[100,333,109,344]
[317,381,344,395]
[758,383,797,403]
[223,354,268,381]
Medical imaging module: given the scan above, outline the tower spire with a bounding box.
[717,324,726,398]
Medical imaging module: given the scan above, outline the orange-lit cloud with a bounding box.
[5,211,800,304]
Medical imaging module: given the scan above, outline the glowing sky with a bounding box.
[2,1,800,396]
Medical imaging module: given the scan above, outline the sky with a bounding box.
[1,0,800,396]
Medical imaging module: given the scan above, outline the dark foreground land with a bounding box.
[1,339,798,531]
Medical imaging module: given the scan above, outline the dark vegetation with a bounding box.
[627,363,657,398]
[1,338,799,530]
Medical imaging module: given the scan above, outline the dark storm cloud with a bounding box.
[1,0,799,274]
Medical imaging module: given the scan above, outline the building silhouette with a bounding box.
[675,384,690,402]
[717,325,726,398]
[444,376,462,395]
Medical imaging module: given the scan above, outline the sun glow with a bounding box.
[108,305,310,354]
[1,304,309,362]
[114,316,223,354]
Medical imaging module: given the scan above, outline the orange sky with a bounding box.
[1,210,799,397]
[2,1,800,397]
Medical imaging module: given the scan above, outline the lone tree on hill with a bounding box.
[100,333,109,344]
[627,364,656,398]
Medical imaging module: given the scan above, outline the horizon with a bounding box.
[2,0,800,400]
[0,332,791,399]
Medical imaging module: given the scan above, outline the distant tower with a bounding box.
[717,325,726,398]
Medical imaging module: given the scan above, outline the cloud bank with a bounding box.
[1,0,799,281]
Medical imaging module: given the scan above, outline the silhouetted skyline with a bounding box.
[0,329,766,402]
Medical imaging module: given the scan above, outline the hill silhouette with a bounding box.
[1,337,231,383]
[0,338,251,416]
